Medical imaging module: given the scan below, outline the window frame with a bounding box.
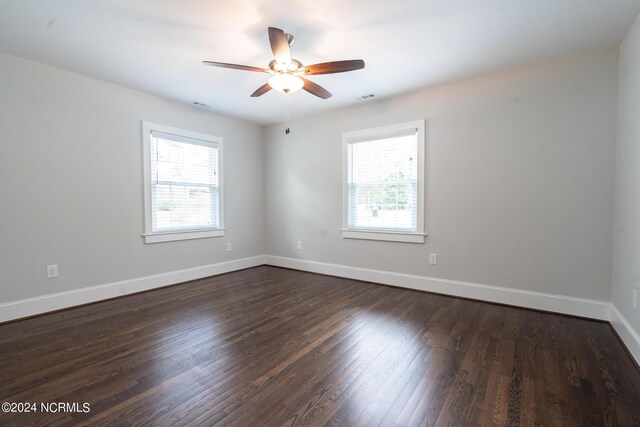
[341,120,426,243]
[141,121,224,244]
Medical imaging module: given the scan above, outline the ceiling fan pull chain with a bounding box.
[285,93,291,135]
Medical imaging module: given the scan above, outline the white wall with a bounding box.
[612,14,640,360]
[0,46,624,324]
[0,52,264,304]
[264,48,619,302]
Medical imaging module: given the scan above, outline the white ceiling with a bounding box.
[1,0,639,125]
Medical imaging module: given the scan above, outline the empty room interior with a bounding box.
[2,1,640,425]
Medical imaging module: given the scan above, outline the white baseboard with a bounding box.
[264,255,611,321]
[0,255,265,323]
[610,305,640,365]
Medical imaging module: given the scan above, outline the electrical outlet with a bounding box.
[46,264,58,279]
[633,289,638,310]
[297,241,302,250]
[429,253,437,265]
[226,242,232,252]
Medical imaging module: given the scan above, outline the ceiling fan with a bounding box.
[203,27,365,99]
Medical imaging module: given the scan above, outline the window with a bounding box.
[342,120,426,243]
[142,122,224,243]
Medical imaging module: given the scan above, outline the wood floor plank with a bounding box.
[1,266,639,426]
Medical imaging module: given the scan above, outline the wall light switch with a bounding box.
[297,241,302,250]
[633,289,638,310]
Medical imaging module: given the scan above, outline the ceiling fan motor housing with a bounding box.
[269,59,304,73]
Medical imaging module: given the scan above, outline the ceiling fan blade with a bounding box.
[250,82,272,97]
[203,61,267,73]
[301,78,332,99]
[268,27,291,64]
[305,60,365,75]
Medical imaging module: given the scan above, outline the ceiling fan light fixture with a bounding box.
[268,74,303,93]
[204,27,364,99]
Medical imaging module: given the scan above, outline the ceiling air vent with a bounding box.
[356,93,377,101]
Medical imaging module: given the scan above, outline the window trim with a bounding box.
[341,120,426,243]
[141,121,224,244]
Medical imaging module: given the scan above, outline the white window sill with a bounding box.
[142,229,225,244]
[341,229,425,243]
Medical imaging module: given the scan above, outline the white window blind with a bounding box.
[150,130,220,232]
[347,130,418,232]
[342,120,425,243]
[142,122,224,244]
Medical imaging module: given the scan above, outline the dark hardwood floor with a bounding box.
[0,266,639,426]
